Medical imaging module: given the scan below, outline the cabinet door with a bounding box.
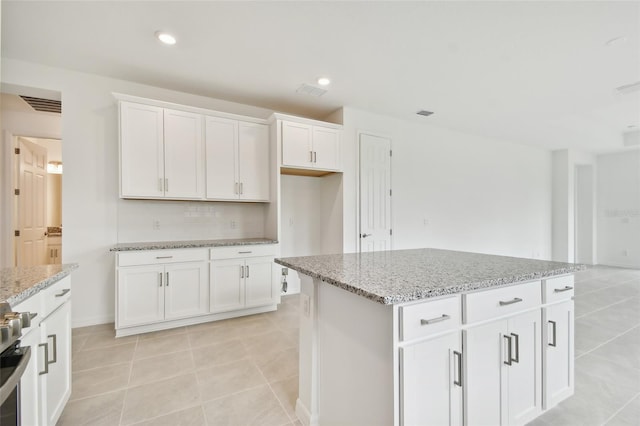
[120,102,164,198]
[210,259,245,313]
[464,319,505,426]
[20,329,43,426]
[164,262,209,320]
[117,265,165,327]
[244,257,275,308]
[544,301,574,409]
[238,122,270,201]
[507,309,542,425]
[163,108,204,199]
[282,121,313,168]
[43,301,72,426]
[312,126,340,170]
[205,116,238,200]
[400,332,462,426]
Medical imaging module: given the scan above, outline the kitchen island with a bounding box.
[275,249,584,426]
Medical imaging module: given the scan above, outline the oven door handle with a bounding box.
[0,346,31,406]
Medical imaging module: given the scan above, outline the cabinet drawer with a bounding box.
[42,276,72,317]
[400,296,461,341]
[118,249,208,266]
[463,280,541,324]
[543,275,574,304]
[12,292,43,332]
[210,245,276,260]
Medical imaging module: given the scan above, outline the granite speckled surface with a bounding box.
[1,263,79,306]
[110,238,278,252]
[275,248,585,305]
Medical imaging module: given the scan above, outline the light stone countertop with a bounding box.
[110,238,278,252]
[275,248,585,305]
[1,263,79,306]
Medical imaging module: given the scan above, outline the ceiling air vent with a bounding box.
[615,81,640,95]
[416,110,434,117]
[19,96,62,114]
[296,83,327,97]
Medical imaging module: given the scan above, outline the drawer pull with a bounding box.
[420,314,451,325]
[453,350,463,387]
[554,286,573,293]
[55,289,71,297]
[511,333,519,363]
[549,320,557,347]
[499,297,523,306]
[39,343,49,375]
[155,256,173,259]
[238,251,252,254]
[48,334,58,364]
[503,334,512,365]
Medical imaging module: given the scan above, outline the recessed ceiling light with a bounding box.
[605,35,627,47]
[155,31,177,45]
[317,77,331,86]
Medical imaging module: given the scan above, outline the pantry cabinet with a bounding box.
[205,116,269,202]
[281,120,340,171]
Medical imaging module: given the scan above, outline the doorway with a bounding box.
[358,133,392,252]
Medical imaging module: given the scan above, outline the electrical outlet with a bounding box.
[152,219,160,230]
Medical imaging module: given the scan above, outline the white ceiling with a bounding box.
[2,1,639,153]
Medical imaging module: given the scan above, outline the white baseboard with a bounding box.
[72,314,115,329]
[295,398,318,426]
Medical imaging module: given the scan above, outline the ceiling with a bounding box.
[2,1,639,154]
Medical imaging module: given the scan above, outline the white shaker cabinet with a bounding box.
[205,117,269,202]
[210,258,245,313]
[281,120,340,171]
[117,265,165,327]
[119,101,204,200]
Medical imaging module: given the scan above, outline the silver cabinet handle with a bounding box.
[239,182,243,195]
[39,343,49,375]
[360,233,372,238]
[511,333,519,363]
[453,350,463,387]
[549,320,557,347]
[313,151,317,163]
[159,272,163,287]
[158,178,163,192]
[238,251,252,254]
[55,289,71,297]
[503,334,512,365]
[554,286,573,293]
[48,334,58,364]
[165,178,168,192]
[166,272,169,286]
[240,265,244,279]
[155,256,173,259]
[420,314,450,325]
[310,151,313,162]
[235,182,239,194]
[246,265,250,278]
[499,297,523,306]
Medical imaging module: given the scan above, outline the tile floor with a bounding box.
[62,266,639,426]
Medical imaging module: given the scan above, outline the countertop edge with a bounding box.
[110,239,279,252]
[5,263,79,306]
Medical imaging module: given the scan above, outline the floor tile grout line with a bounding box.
[599,391,640,426]
[575,323,640,360]
[118,337,137,426]
[123,402,203,426]
[576,278,640,297]
[255,358,298,424]
[575,295,640,319]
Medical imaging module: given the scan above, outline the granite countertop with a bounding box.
[1,263,79,306]
[275,248,585,305]
[110,238,278,252]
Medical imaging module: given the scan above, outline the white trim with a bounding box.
[72,313,116,329]
[295,398,319,426]
[268,112,343,129]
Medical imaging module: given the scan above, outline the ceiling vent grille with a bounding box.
[416,110,434,117]
[615,81,640,95]
[19,96,62,114]
[296,84,327,97]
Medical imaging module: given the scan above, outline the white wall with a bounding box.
[1,58,274,327]
[575,165,595,264]
[596,150,640,268]
[341,107,553,259]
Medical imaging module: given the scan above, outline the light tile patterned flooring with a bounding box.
[62,266,639,426]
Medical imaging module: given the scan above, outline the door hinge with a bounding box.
[14,148,20,155]
[390,229,393,236]
[389,150,392,157]
[389,189,392,196]
[14,230,20,237]
[14,189,20,196]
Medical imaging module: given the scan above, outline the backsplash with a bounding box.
[116,199,267,243]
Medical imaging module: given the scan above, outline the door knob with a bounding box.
[360,233,372,238]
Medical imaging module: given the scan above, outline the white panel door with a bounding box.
[117,265,165,327]
[164,262,209,320]
[401,331,462,426]
[18,138,48,266]
[506,309,542,425]
[205,116,238,200]
[359,133,392,252]
[544,301,574,409]
[43,301,72,426]
[210,259,245,313]
[119,102,164,197]
[238,122,270,201]
[312,126,340,170]
[282,121,313,168]
[244,257,275,308]
[163,108,204,199]
[464,319,505,426]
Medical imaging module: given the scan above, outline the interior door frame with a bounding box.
[356,130,393,253]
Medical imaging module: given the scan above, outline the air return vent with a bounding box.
[296,84,327,97]
[19,96,62,114]
[416,110,434,117]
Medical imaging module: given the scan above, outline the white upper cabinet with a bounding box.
[119,101,204,200]
[281,120,341,171]
[205,116,269,202]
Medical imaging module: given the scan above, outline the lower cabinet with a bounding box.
[42,300,72,425]
[543,300,574,409]
[400,331,462,426]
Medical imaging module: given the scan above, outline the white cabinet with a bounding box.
[543,300,574,409]
[400,331,462,426]
[464,309,542,426]
[42,300,72,425]
[120,101,204,199]
[281,120,340,171]
[117,260,208,328]
[205,116,269,201]
[47,236,62,265]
